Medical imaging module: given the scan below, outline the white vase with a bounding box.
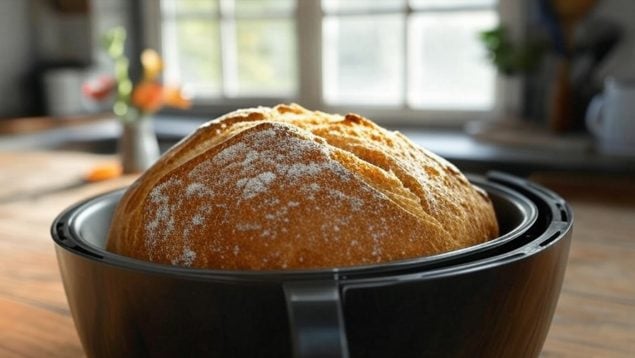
[118,117,160,174]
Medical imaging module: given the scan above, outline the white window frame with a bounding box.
[142,0,524,126]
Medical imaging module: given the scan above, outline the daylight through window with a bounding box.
[157,0,499,116]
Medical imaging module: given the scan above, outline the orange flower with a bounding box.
[141,49,163,81]
[131,81,164,113]
[163,86,191,109]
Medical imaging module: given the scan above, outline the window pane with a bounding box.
[408,11,496,110]
[323,15,404,105]
[322,0,405,13]
[410,0,496,9]
[162,0,218,15]
[234,0,295,15]
[162,19,221,96]
[232,19,297,96]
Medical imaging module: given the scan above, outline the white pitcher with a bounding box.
[586,78,635,156]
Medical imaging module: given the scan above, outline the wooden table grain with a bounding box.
[0,151,633,357]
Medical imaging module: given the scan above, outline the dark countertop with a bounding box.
[1,115,634,176]
[403,129,635,175]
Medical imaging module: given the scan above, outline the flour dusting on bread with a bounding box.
[108,104,499,269]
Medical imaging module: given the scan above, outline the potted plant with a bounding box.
[480,25,543,119]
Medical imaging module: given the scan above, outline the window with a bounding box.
[148,0,501,123]
[159,0,297,98]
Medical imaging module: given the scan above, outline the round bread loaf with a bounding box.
[107,104,499,270]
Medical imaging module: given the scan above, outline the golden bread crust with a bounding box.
[107,104,498,269]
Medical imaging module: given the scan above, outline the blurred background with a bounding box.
[1,0,635,174]
[1,4,634,355]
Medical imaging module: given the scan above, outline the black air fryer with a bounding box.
[51,172,573,358]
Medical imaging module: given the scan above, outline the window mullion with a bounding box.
[162,1,180,84]
[219,0,238,98]
[403,4,411,110]
[296,0,323,109]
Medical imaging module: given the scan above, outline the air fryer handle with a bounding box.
[283,281,349,358]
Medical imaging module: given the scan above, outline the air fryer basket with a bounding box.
[52,172,573,358]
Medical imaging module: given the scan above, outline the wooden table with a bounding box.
[0,151,633,357]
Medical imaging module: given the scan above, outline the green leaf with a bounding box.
[479,25,545,76]
[102,26,127,58]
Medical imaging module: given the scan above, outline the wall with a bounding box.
[91,0,133,69]
[31,0,92,63]
[0,0,132,118]
[0,1,34,117]
[593,0,635,80]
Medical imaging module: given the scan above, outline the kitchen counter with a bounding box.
[0,151,633,357]
[2,115,635,176]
